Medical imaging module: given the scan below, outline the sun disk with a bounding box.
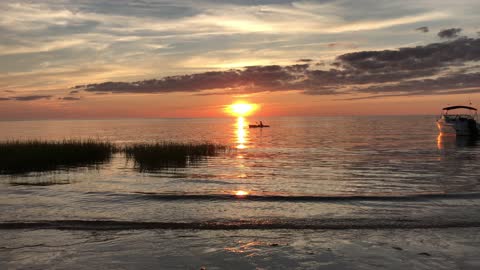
[226,102,258,117]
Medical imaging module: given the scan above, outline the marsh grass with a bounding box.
[0,140,229,175]
[125,142,228,172]
[0,139,117,174]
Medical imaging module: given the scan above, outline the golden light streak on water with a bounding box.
[437,134,444,150]
[235,116,248,149]
[234,190,249,196]
[437,133,457,150]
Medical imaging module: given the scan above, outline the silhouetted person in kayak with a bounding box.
[259,121,264,127]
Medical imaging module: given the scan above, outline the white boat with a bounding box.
[437,105,480,136]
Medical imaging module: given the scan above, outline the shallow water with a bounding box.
[1,228,479,270]
[1,116,480,268]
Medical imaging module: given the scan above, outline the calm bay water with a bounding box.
[1,116,479,227]
[1,116,480,269]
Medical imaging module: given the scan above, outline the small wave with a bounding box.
[132,192,480,202]
[1,219,480,231]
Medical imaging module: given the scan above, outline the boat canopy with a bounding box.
[442,105,477,111]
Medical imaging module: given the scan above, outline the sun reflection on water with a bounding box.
[437,134,444,150]
[232,117,251,196]
[235,117,248,149]
[234,190,249,197]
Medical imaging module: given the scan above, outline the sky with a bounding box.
[1,0,480,119]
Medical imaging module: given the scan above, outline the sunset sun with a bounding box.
[226,102,258,117]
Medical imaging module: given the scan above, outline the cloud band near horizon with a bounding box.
[76,36,480,99]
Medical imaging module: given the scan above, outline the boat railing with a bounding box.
[443,114,475,121]
[441,105,478,121]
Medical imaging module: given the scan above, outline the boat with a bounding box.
[249,124,270,128]
[437,105,480,136]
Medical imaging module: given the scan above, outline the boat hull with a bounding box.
[437,118,480,136]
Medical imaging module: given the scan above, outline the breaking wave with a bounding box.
[2,219,480,231]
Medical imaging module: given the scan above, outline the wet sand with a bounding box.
[1,228,479,269]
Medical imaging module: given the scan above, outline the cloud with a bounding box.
[438,28,462,39]
[0,2,445,38]
[69,90,80,94]
[59,96,81,100]
[297,59,313,62]
[326,11,447,33]
[0,39,87,56]
[415,26,429,33]
[12,95,52,101]
[335,37,480,71]
[0,95,53,101]
[79,37,480,99]
[350,72,480,95]
[82,64,308,94]
[0,0,460,94]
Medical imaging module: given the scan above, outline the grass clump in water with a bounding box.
[0,139,117,174]
[124,142,228,172]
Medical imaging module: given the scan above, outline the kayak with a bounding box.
[249,125,270,128]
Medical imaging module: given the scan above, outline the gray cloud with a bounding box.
[0,95,53,101]
[438,28,462,39]
[59,96,81,100]
[415,26,429,33]
[353,73,480,95]
[12,95,52,101]
[81,64,308,94]
[342,86,480,100]
[76,37,480,98]
[336,37,480,71]
[69,90,80,95]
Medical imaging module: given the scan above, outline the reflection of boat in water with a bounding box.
[437,133,478,149]
[249,124,270,128]
[437,105,480,136]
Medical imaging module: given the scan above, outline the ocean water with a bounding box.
[1,116,480,269]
